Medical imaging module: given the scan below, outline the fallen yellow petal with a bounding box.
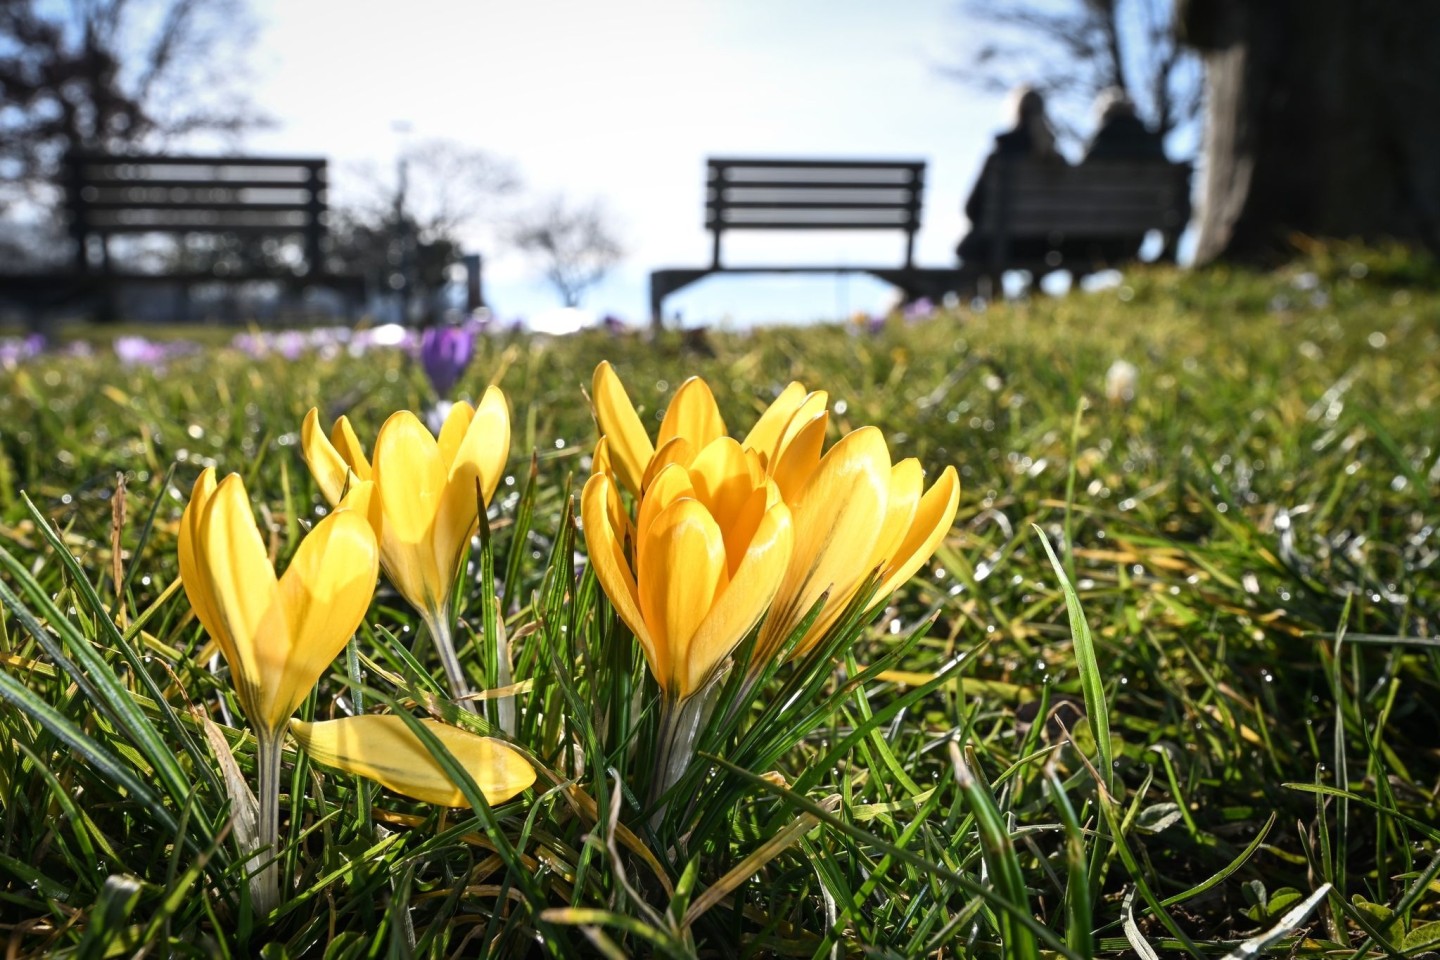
[291,716,535,807]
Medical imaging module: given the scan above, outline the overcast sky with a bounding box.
[245,0,1009,325]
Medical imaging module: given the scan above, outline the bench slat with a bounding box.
[708,157,924,171]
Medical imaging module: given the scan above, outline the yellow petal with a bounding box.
[684,499,792,697]
[337,479,383,540]
[301,408,353,506]
[743,382,808,464]
[435,386,510,587]
[271,509,379,727]
[866,459,924,574]
[290,716,535,807]
[686,438,764,569]
[656,376,725,451]
[592,361,654,498]
[371,411,447,612]
[873,466,960,600]
[197,474,287,730]
[640,436,695,492]
[686,437,753,525]
[580,474,655,674]
[775,391,829,461]
[178,468,227,655]
[435,400,474,472]
[592,435,613,479]
[637,498,727,696]
[759,426,890,662]
[330,416,373,481]
[636,462,695,552]
[768,411,827,504]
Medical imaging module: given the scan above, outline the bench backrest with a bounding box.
[705,158,926,268]
[978,159,1190,239]
[64,153,328,272]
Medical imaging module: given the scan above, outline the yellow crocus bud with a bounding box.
[178,468,379,737]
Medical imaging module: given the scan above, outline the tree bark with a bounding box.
[1181,0,1440,263]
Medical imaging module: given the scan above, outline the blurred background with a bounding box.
[1,0,1436,331]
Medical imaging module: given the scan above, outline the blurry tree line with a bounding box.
[0,0,623,310]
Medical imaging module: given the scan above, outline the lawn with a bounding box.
[1,246,1438,957]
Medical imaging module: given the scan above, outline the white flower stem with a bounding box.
[650,692,713,826]
[425,608,476,713]
[253,730,284,917]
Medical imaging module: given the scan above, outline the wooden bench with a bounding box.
[52,152,362,321]
[961,157,1192,284]
[649,157,974,328]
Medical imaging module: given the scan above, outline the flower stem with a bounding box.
[253,730,284,917]
[425,609,476,713]
[649,692,713,827]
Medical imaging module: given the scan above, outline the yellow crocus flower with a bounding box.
[290,716,535,807]
[300,390,510,705]
[178,467,379,914]
[581,436,794,701]
[591,360,829,501]
[754,426,960,666]
[178,468,379,737]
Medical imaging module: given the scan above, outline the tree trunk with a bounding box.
[1181,0,1440,263]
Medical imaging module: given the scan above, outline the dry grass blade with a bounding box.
[682,794,840,927]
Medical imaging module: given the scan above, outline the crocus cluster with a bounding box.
[180,393,529,914]
[177,359,959,914]
[583,361,959,795]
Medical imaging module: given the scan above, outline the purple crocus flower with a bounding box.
[0,333,46,368]
[903,297,936,321]
[419,323,477,398]
[114,336,170,368]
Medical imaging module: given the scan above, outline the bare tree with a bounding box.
[949,0,1201,154]
[509,196,624,308]
[0,0,265,216]
[330,138,520,320]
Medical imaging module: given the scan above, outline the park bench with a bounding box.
[5,152,361,323]
[649,157,974,327]
[960,156,1192,286]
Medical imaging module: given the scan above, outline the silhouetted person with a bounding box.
[1083,89,1167,162]
[1065,89,1183,267]
[957,87,1065,269]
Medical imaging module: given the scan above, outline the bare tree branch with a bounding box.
[947,0,1202,155]
[509,196,624,308]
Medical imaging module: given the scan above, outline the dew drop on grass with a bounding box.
[834,400,847,415]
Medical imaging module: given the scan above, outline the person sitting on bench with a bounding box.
[1064,89,1182,266]
[957,86,1066,267]
[1082,88,1167,162]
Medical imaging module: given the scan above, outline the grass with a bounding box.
[1,244,1438,956]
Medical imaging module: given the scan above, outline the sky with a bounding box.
[244,0,1011,326]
